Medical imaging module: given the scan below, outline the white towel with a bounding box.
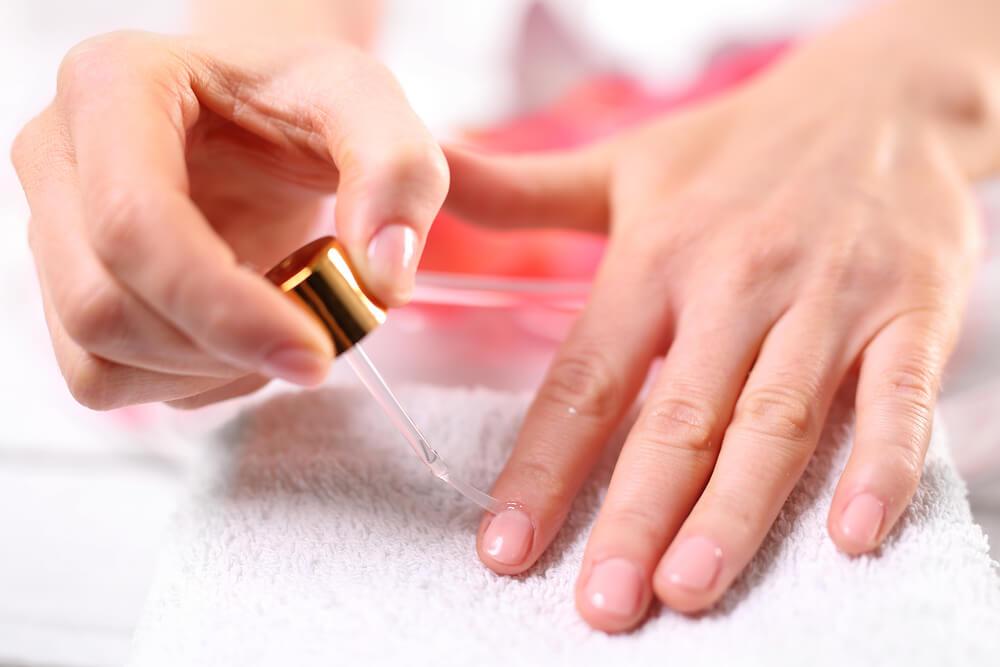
[129,383,1000,667]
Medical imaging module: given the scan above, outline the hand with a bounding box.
[445,22,990,631]
[12,31,448,409]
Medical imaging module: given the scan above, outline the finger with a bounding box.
[166,374,270,410]
[652,304,851,612]
[325,64,451,305]
[575,300,775,632]
[443,144,611,233]
[14,110,243,377]
[828,308,955,554]
[58,34,334,385]
[476,246,670,575]
[190,37,451,304]
[37,277,236,410]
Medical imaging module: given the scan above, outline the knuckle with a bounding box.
[636,397,717,458]
[10,117,43,174]
[698,486,755,529]
[733,384,817,445]
[509,454,573,507]
[598,506,665,545]
[57,33,135,100]
[893,253,959,300]
[11,112,71,184]
[65,355,117,410]
[727,241,799,294]
[888,440,925,489]
[876,363,938,416]
[88,186,152,267]
[60,280,126,351]
[375,140,450,198]
[538,349,620,420]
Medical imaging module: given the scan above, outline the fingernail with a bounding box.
[261,345,329,386]
[661,536,723,592]
[367,223,418,296]
[840,492,885,547]
[483,509,533,566]
[583,558,644,618]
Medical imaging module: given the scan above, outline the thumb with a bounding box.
[442,144,611,233]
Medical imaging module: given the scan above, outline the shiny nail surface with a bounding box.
[366,223,418,295]
[583,558,643,618]
[483,509,533,566]
[840,492,884,547]
[662,536,723,592]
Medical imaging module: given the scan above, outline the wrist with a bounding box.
[741,5,1000,179]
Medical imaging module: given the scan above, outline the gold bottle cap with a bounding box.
[266,236,387,355]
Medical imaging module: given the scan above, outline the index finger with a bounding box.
[477,247,669,574]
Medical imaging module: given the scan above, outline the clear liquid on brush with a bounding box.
[345,344,503,514]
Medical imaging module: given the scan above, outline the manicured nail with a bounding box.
[367,223,418,296]
[583,558,643,618]
[662,536,723,592]
[840,492,884,547]
[483,509,533,566]
[261,345,329,386]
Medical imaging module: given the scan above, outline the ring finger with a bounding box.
[653,301,855,612]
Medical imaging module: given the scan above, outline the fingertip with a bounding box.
[476,508,537,575]
[652,578,720,615]
[652,578,718,615]
[260,343,332,387]
[829,491,886,555]
[363,221,420,307]
[652,535,726,614]
[333,142,445,306]
[575,557,651,633]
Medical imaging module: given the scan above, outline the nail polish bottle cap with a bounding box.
[266,236,387,355]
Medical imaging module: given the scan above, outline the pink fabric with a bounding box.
[420,42,789,279]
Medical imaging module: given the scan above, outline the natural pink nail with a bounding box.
[840,492,885,547]
[583,558,643,618]
[661,536,723,592]
[261,345,328,385]
[482,509,533,566]
[367,223,418,295]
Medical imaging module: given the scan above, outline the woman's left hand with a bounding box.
[444,9,995,632]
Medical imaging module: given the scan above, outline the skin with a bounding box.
[11,0,1000,633]
[11,31,448,408]
[448,0,1000,630]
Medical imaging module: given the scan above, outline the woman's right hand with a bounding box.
[12,31,449,410]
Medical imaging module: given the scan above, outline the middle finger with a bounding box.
[575,297,776,631]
